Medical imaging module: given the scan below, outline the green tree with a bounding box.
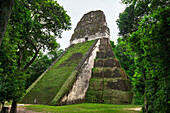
[128,7,170,112]
[26,49,63,89]
[0,25,29,112]
[116,0,170,112]
[0,25,17,107]
[121,0,133,4]
[0,0,14,45]
[0,0,71,112]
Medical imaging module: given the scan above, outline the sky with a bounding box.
[57,0,126,49]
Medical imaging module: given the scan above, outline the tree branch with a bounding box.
[25,37,37,51]
[23,47,41,72]
[17,44,24,68]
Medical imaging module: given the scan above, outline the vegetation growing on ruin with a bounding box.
[21,40,94,105]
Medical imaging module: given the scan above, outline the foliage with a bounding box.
[25,103,142,113]
[129,7,170,112]
[0,26,20,103]
[111,40,135,79]
[116,0,170,112]
[26,49,63,88]
[8,0,71,71]
[0,0,71,112]
[121,0,133,5]
[0,0,14,45]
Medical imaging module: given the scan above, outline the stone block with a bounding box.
[99,45,106,51]
[103,90,133,104]
[104,68,122,78]
[96,51,115,59]
[94,59,104,67]
[92,67,103,78]
[88,78,104,91]
[92,67,126,78]
[105,79,131,91]
[97,51,106,59]
[104,58,120,67]
[105,51,115,58]
[100,38,109,45]
[85,91,103,103]
[105,67,126,78]
[94,58,120,67]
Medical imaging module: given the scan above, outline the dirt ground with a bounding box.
[17,107,42,113]
[1,104,42,113]
[124,107,142,111]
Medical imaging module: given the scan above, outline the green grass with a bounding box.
[21,41,94,105]
[25,103,142,113]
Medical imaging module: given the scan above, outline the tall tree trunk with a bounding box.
[143,68,148,113]
[0,102,1,110]
[10,100,17,113]
[0,0,14,45]
[144,96,148,113]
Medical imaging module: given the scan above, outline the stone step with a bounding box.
[85,90,133,104]
[94,58,120,67]
[88,78,131,91]
[100,38,109,45]
[85,91,103,103]
[88,78,103,91]
[96,51,115,59]
[99,45,112,51]
[103,90,133,104]
[104,78,131,91]
[92,67,126,78]
[99,39,113,51]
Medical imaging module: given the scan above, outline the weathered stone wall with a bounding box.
[70,10,110,45]
[86,38,133,104]
[61,39,100,104]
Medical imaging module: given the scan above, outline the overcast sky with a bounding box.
[57,0,126,49]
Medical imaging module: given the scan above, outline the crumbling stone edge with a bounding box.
[51,39,99,106]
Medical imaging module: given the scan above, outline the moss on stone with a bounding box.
[103,90,133,104]
[86,38,132,104]
[51,70,78,105]
[85,91,103,103]
[92,67,126,78]
[88,78,104,91]
[21,41,94,105]
[94,58,121,68]
[104,78,131,91]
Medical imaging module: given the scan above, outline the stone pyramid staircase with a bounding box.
[85,38,133,104]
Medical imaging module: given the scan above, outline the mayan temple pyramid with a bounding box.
[21,10,133,105]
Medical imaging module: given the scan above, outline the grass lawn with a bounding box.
[25,103,142,113]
